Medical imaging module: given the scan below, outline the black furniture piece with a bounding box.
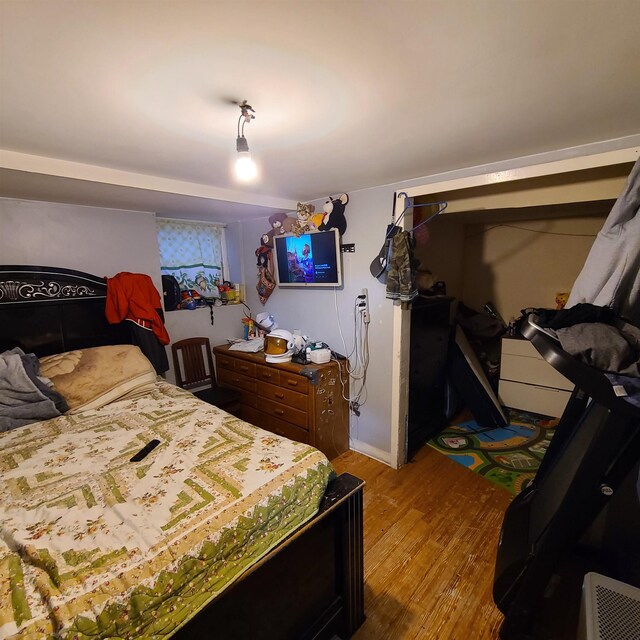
[0,265,366,640]
[172,336,241,415]
[407,295,454,457]
[493,314,640,639]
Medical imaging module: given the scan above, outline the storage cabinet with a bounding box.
[498,336,574,417]
[213,344,349,460]
[408,296,455,457]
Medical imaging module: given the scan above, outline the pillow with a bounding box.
[39,345,157,413]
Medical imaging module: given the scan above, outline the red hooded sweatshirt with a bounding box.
[105,272,170,345]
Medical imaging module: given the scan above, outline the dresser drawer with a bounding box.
[259,414,310,445]
[499,379,571,418]
[218,367,257,393]
[256,364,279,385]
[280,372,308,394]
[502,338,542,359]
[501,353,574,391]
[239,388,257,408]
[258,381,307,411]
[260,398,307,429]
[234,359,256,377]
[216,353,235,371]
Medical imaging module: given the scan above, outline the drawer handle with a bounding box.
[286,380,298,387]
[275,392,284,399]
[239,365,249,372]
[263,373,272,379]
[275,408,285,416]
[232,377,240,384]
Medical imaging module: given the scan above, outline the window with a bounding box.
[156,218,227,294]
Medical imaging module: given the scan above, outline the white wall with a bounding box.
[0,198,246,383]
[240,187,398,463]
[0,198,161,287]
[462,215,606,321]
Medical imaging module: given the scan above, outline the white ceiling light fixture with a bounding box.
[234,100,258,182]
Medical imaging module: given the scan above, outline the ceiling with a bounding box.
[1,0,639,220]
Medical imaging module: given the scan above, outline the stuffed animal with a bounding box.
[284,216,297,234]
[256,245,270,268]
[261,229,274,249]
[291,202,316,236]
[268,212,287,235]
[268,211,297,235]
[318,193,349,236]
[310,210,325,229]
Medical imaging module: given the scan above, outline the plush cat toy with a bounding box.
[291,202,316,236]
[318,193,349,236]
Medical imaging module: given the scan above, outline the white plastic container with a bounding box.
[309,348,331,364]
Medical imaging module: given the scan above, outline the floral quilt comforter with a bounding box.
[0,382,334,639]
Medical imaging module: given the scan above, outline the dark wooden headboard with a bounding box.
[0,265,131,356]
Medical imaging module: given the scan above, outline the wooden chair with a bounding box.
[171,337,241,415]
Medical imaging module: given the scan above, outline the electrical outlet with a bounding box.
[360,288,370,324]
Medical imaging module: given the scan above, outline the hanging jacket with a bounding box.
[106,273,170,345]
[567,158,640,324]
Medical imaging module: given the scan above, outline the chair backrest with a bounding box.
[171,337,216,390]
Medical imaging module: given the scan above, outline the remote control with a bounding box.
[130,439,161,462]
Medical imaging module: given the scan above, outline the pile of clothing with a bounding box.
[535,303,640,408]
[0,347,68,432]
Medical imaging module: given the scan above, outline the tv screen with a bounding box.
[273,229,342,287]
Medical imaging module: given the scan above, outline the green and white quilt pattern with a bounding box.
[0,383,333,639]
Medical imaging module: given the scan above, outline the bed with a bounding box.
[0,266,365,640]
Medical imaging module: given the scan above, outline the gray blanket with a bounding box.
[556,321,640,378]
[0,348,68,432]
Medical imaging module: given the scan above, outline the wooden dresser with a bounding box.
[213,344,349,460]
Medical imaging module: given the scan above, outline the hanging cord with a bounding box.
[333,288,370,415]
[237,101,255,140]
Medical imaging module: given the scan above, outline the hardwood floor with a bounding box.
[333,445,512,640]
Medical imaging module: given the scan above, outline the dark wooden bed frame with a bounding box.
[0,265,365,640]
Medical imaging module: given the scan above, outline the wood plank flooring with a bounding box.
[333,445,512,640]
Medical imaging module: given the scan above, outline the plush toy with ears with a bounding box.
[291,202,316,236]
[268,211,297,235]
[318,193,349,236]
[268,212,288,235]
[261,229,274,249]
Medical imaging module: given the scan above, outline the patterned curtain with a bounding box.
[157,219,226,294]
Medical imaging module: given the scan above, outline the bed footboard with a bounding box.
[173,472,365,640]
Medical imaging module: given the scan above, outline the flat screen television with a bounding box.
[273,229,343,287]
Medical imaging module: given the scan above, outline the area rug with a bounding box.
[427,409,558,495]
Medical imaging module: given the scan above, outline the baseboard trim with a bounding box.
[349,439,392,466]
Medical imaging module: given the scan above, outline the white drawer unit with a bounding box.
[498,337,574,417]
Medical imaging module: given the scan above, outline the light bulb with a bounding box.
[235,152,257,182]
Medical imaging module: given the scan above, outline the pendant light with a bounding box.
[234,100,258,182]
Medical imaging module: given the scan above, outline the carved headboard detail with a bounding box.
[0,265,107,305]
[0,265,130,356]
